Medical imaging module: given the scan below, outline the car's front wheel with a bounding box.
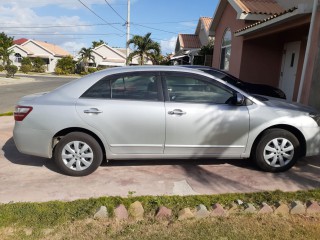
[253,129,300,172]
[53,132,103,176]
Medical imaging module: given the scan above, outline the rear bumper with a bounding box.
[13,123,52,158]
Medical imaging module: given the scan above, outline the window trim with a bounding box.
[161,71,235,104]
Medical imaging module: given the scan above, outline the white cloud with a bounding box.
[160,36,177,55]
[62,41,87,55]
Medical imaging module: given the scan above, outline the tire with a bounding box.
[53,132,103,176]
[253,128,300,172]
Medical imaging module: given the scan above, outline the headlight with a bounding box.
[309,113,320,126]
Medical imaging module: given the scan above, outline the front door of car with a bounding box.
[76,72,165,154]
[163,72,250,158]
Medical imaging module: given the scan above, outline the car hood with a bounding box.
[257,95,318,113]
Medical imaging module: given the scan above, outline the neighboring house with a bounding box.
[9,38,71,72]
[84,44,153,67]
[172,17,213,65]
[209,0,320,109]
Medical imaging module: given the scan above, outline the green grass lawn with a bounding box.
[0,190,320,239]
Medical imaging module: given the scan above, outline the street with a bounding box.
[0,75,77,113]
[0,116,319,203]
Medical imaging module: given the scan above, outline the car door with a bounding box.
[163,72,250,158]
[76,71,165,154]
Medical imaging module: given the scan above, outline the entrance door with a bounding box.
[279,41,301,101]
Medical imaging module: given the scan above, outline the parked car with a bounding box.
[13,66,320,176]
[181,65,287,99]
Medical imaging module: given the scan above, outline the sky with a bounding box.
[0,0,219,55]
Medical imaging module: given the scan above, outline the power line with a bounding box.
[1,23,123,29]
[131,23,178,34]
[9,33,125,36]
[77,0,124,33]
[104,0,126,22]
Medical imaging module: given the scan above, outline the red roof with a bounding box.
[178,34,201,49]
[13,38,28,45]
[234,0,284,15]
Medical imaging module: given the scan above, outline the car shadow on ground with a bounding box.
[3,137,255,175]
[2,137,63,174]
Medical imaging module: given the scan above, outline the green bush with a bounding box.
[55,56,75,75]
[21,57,32,66]
[87,67,97,74]
[0,65,4,72]
[32,57,46,73]
[5,65,18,78]
[20,64,32,74]
[80,71,88,76]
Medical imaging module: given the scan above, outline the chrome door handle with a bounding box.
[84,108,103,114]
[168,109,186,115]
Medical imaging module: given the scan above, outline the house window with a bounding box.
[220,28,232,71]
[14,53,22,63]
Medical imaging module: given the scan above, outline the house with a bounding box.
[210,0,320,109]
[85,44,153,67]
[172,17,213,65]
[9,38,71,72]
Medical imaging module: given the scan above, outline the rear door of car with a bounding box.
[76,71,166,154]
[162,71,250,158]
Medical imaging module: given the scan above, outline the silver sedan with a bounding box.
[13,66,320,176]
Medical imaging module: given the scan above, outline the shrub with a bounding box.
[55,56,76,75]
[32,57,46,73]
[21,57,32,66]
[87,67,97,74]
[20,64,32,74]
[0,65,4,72]
[5,65,18,78]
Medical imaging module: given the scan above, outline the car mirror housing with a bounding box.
[235,93,245,106]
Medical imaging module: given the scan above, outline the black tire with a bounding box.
[53,132,103,176]
[253,128,300,172]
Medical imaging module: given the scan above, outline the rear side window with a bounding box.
[81,80,111,99]
[81,73,159,101]
[111,74,159,101]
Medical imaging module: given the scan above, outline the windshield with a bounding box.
[201,69,247,91]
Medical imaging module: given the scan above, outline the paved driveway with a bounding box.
[1,116,320,203]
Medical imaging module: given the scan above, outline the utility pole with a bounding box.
[126,0,130,65]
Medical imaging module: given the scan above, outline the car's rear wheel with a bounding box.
[253,129,300,172]
[53,132,103,176]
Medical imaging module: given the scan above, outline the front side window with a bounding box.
[220,29,232,71]
[164,75,234,104]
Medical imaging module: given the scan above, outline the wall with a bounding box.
[10,47,28,68]
[212,3,247,77]
[23,42,52,56]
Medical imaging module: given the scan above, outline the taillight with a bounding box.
[14,106,33,121]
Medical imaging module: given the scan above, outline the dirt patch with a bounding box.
[0,77,37,85]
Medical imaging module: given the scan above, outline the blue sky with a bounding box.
[1,0,219,55]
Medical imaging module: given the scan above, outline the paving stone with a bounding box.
[114,204,128,221]
[195,204,210,219]
[306,201,320,215]
[258,203,273,214]
[178,208,194,220]
[129,201,144,220]
[228,203,239,214]
[211,203,227,217]
[94,206,108,219]
[290,201,306,215]
[155,206,172,220]
[244,203,256,213]
[274,202,290,215]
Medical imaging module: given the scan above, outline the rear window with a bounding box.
[81,80,111,99]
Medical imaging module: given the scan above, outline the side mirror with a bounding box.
[235,93,245,106]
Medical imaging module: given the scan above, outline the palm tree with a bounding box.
[0,32,14,67]
[92,40,105,48]
[127,33,160,65]
[78,47,95,72]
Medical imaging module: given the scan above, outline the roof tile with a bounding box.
[234,0,284,15]
[179,34,201,49]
